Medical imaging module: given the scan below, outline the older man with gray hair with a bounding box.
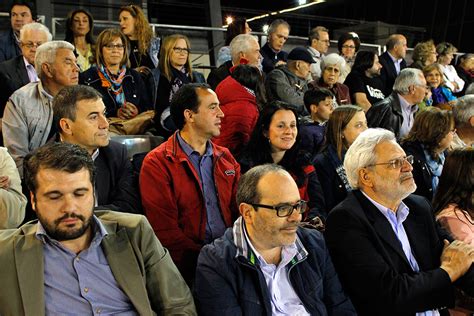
[451,95,474,149]
[3,40,79,176]
[0,22,52,113]
[207,33,261,90]
[325,128,474,316]
[307,26,330,80]
[366,67,428,139]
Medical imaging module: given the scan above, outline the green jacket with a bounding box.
[0,211,197,315]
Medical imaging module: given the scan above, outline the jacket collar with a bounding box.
[164,131,224,161]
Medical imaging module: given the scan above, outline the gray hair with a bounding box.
[35,41,75,78]
[308,26,329,45]
[230,34,258,64]
[453,95,474,127]
[236,164,290,205]
[465,83,474,95]
[344,128,396,189]
[320,53,345,72]
[393,68,424,95]
[267,19,290,36]
[19,22,52,42]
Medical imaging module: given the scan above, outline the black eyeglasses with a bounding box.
[173,47,190,54]
[342,45,356,49]
[366,155,414,170]
[251,200,307,217]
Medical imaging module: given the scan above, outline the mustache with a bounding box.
[400,172,413,182]
[54,213,85,225]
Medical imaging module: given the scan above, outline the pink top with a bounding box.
[436,204,474,246]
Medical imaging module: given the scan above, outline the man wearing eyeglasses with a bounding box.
[307,26,330,80]
[0,22,51,117]
[367,68,427,140]
[379,34,408,95]
[194,163,356,315]
[325,128,474,316]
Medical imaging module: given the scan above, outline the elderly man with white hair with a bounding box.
[325,128,474,316]
[310,53,352,106]
[207,33,262,90]
[451,95,474,149]
[366,67,428,139]
[3,40,79,176]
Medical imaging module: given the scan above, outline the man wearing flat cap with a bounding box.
[266,47,315,116]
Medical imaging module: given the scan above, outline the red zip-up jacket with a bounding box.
[140,132,240,281]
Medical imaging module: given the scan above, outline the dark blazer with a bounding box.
[0,30,21,63]
[379,51,407,95]
[95,140,142,214]
[207,60,232,91]
[325,190,474,316]
[0,55,30,114]
[260,42,288,74]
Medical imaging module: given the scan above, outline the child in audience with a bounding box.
[423,63,457,109]
[299,88,335,159]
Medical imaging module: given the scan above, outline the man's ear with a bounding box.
[183,109,194,124]
[59,118,73,135]
[310,104,318,113]
[468,115,474,127]
[358,167,373,188]
[41,63,53,78]
[239,203,254,223]
[30,191,37,213]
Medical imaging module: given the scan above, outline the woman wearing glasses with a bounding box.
[433,149,474,245]
[401,108,455,200]
[118,4,160,71]
[337,32,360,82]
[238,101,326,220]
[153,34,204,137]
[313,105,367,217]
[80,28,151,119]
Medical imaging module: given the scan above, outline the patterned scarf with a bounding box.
[97,64,127,107]
[169,67,191,103]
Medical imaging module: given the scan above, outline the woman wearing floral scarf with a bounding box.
[80,28,151,120]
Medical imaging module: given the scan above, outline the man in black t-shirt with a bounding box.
[344,51,385,111]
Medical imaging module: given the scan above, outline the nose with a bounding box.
[99,114,109,129]
[217,106,224,118]
[60,194,78,214]
[287,207,302,222]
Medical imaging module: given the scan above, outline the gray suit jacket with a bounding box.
[0,211,197,315]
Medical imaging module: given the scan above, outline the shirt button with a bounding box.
[75,257,80,262]
[84,287,89,293]
[96,308,101,314]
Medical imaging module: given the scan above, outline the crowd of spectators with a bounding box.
[0,1,474,315]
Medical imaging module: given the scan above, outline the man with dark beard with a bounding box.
[0,142,196,315]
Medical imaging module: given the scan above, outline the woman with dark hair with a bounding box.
[337,32,360,82]
[238,101,325,219]
[401,108,455,200]
[344,50,385,111]
[153,34,205,137]
[80,28,151,119]
[434,149,474,245]
[213,64,266,155]
[217,17,251,67]
[64,9,95,71]
[119,4,160,70]
[313,105,367,216]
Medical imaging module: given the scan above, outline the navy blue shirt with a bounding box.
[177,132,226,243]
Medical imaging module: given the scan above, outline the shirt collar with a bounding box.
[36,215,108,247]
[232,216,308,265]
[91,148,100,161]
[361,190,410,224]
[176,131,213,157]
[23,56,33,67]
[398,94,418,113]
[387,51,402,64]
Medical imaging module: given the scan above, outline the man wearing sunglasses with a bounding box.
[325,128,474,316]
[194,163,356,315]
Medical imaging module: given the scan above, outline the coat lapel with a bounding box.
[101,221,152,315]
[354,191,412,268]
[14,227,45,315]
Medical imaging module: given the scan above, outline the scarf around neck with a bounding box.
[98,64,127,107]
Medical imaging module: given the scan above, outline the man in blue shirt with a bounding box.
[325,128,474,316]
[0,142,196,315]
[194,164,356,315]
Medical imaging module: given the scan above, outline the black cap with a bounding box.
[287,47,315,64]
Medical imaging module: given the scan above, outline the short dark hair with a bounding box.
[352,51,377,73]
[24,142,96,195]
[304,88,334,113]
[236,164,288,205]
[53,85,103,133]
[337,32,360,53]
[225,17,247,46]
[170,83,212,130]
[10,0,37,20]
[231,64,267,109]
[308,26,329,45]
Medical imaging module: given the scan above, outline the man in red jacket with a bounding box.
[140,83,240,284]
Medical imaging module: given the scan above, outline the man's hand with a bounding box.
[440,239,474,282]
[117,102,139,120]
[0,176,10,189]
